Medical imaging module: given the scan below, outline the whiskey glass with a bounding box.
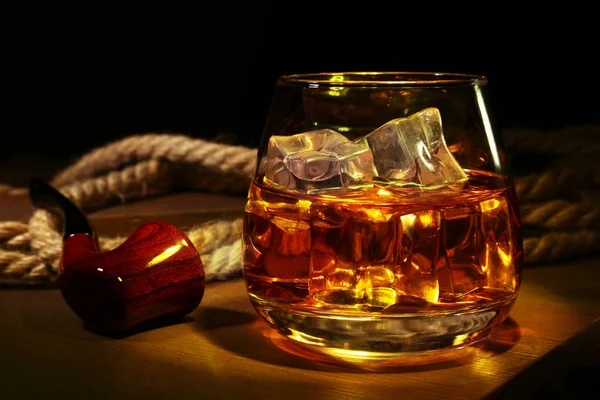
[242,72,523,360]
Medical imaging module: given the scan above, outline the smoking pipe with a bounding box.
[28,178,205,334]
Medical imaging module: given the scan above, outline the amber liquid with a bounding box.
[243,171,523,316]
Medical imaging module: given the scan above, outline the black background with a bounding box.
[3,3,598,162]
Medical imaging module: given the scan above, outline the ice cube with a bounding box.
[358,107,467,188]
[437,205,485,301]
[309,202,400,308]
[397,210,441,303]
[264,129,374,193]
[479,195,517,291]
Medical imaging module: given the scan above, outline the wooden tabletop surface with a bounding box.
[1,191,598,400]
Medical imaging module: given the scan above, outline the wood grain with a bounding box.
[1,257,598,400]
[1,192,598,399]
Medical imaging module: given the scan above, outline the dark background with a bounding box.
[3,3,598,183]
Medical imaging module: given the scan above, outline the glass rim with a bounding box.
[279,71,488,87]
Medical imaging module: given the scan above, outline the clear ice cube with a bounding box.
[358,107,467,188]
[264,129,374,193]
[309,202,399,308]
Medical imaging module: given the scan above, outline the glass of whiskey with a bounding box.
[242,72,523,360]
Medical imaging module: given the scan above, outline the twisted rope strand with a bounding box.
[27,209,62,269]
[59,158,173,210]
[0,222,32,250]
[0,222,29,241]
[51,134,257,193]
[201,239,243,281]
[514,166,600,202]
[0,251,47,279]
[523,230,600,264]
[520,199,600,229]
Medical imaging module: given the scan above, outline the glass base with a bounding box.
[250,295,515,362]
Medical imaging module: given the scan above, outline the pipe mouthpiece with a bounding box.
[28,177,95,239]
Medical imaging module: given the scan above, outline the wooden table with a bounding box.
[1,192,598,400]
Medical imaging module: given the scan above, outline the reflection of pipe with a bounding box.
[28,178,205,334]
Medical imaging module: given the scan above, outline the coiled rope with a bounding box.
[1,126,598,284]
